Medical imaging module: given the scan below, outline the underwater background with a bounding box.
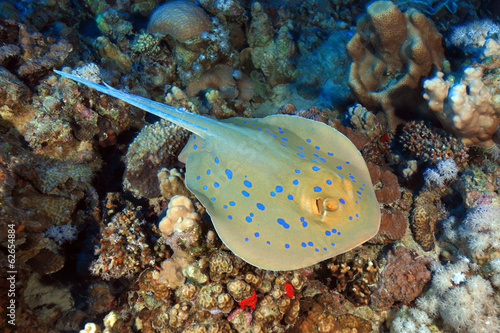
[0,0,499,332]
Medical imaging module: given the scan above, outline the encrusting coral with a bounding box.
[372,246,432,310]
[347,0,445,129]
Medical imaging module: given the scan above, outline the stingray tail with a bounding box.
[54,70,219,138]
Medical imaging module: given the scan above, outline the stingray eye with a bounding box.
[323,198,338,212]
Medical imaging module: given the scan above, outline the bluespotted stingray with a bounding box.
[54,70,380,271]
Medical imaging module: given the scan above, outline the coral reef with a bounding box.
[347,1,445,129]
[90,202,158,280]
[423,67,500,147]
[372,246,432,310]
[186,64,254,101]
[398,120,469,165]
[123,119,190,198]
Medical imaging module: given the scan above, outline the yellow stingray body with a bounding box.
[55,70,380,271]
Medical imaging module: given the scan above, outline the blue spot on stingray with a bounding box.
[193,135,196,139]
[356,213,359,217]
[339,174,344,179]
[277,218,290,229]
[244,180,252,188]
[214,157,219,164]
[314,186,322,192]
[245,237,249,242]
[285,244,290,249]
[287,194,294,200]
[357,191,362,195]
[328,152,334,156]
[257,128,263,131]
[223,205,228,209]
[275,185,283,193]
[210,197,216,201]
[325,230,331,236]
[297,146,303,150]
[281,137,288,141]
[265,129,270,133]
[243,121,247,124]
[313,153,319,157]
[242,190,250,197]
[228,215,233,220]
[246,216,252,223]
[331,243,336,246]
[320,158,326,162]
[270,191,276,197]
[295,169,301,173]
[293,180,299,185]
[266,241,271,245]
[196,176,201,180]
[206,169,211,175]
[338,231,341,235]
[315,146,320,150]
[203,185,208,190]
[336,166,342,170]
[250,212,254,217]
[339,198,345,204]
[332,229,337,233]
[300,217,308,227]
[251,123,255,126]
[360,187,365,191]
[326,179,332,185]
[312,166,320,171]
[315,248,319,252]
[346,161,350,164]
[356,201,359,204]
[350,175,355,179]
[324,247,327,251]
[225,169,233,179]
[214,182,220,188]
[254,232,260,237]
[306,138,312,143]
[193,144,198,150]
[256,203,265,211]
[281,143,287,147]
[349,216,353,220]
[301,242,307,248]
[297,152,305,158]
[308,241,313,246]
[229,201,235,206]
[270,133,277,137]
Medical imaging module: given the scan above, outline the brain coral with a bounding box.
[147,0,211,43]
[347,1,444,129]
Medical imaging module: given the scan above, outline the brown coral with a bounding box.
[158,167,192,200]
[186,64,255,101]
[123,119,190,199]
[371,246,432,310]
[147,0,211,43]
[411,189,446,251]
[347,1,444,129]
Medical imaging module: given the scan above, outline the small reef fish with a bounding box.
[54,69,380,271]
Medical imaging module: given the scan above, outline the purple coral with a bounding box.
[372,246,432,310]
